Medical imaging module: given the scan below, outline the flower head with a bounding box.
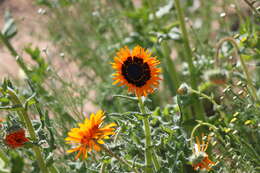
[111,46,161,97]
[190,134,215,171]
[205,69,228,85]
[5,128,29,148]
[65,110,117,160]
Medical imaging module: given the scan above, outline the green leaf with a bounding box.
[24,46,41,61]
[10,152,24,173]
[0,97,9,104]
[0,105,23,111]
[154,1,174,18]
[0,157,9,173]
[1,11,17,39]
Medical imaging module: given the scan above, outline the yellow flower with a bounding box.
[65,110,117,160]
[190,134,215,171]
[111,45,161,97]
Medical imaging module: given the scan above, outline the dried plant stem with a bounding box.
[100,144,140,173]
[243,0,260,16]
[214,37,259,102]
[174,0,206,120]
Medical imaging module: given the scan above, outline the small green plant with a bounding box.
[0,0,259,172]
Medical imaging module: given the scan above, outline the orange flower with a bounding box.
[65,110,117,160]
[111,46,161,97]
[5,128,29,148]
[190,134,215,171]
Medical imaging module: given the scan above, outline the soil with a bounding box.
[0,0,50,77]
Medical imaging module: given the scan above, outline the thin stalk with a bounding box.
[99,163,106,173]
[138,98,160,172]
[151,149,160,172]
[6,88,49,173]
[0,33,30,75]
[48,165,59,173]
[139,98,152,173]
[190,122,218,151]
[243,0,260,16]
[147,0,159,29]
[201,0,212,41]
[161,41,193,119]
[1,22,58,173]
[214,37,259,102]
[174,0,205,120]
[99,144,140,173]
[189,88,228,124]
[161,41,180,93]
[0,149,9,164]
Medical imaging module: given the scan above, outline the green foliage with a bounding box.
[1,11,17,40]
[0,0,260,172]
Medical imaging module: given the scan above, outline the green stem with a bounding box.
[99,163,106,173]
[138,97,160,173]
[215,37,259,102]
[48,165,59,173]
[0,149,9,165]
[147,0,159,29]
[99,144,140,173]
[161,41,180,93]
[174,0,205,120]
[161,41,193,120]
[138,98,153,173]
[189,88,228,124]
[1,25,59,173]
[190,122,218,149]
[151,149,160,172]
[6,88,49,173]
[0,33,30,75]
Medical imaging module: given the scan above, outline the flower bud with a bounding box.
[5,126,29,149]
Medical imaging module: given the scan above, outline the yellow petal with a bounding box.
[97,139,105,144]
[67,146,81,153]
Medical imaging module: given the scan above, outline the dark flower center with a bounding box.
[15,138,24,143]
[121,56,151,87]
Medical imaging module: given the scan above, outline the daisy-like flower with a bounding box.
[190,134,215,171]
[5,128,29,148]
[111,45,161,97]
[65,110,117,160]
